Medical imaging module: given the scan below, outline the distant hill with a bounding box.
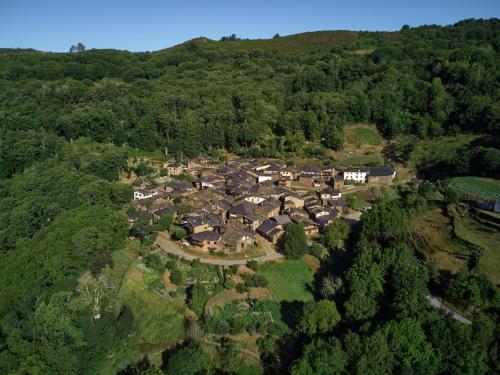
[0,47,38,53]
[162,30,382,53]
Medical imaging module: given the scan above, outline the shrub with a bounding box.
[243,274,268,288]
[247,259,259,271]
[236,283,248,294]
[143,253,163,271]
[309,242,328,260]
[170,268,184,285]
[173,227,187,241]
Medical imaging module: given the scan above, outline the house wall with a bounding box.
[367,175,393,185]
[344,172,367,183]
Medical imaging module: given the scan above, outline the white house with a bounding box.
[343,168,369,183]
[244,195,266,204]
[257,175,272,183]
[133,189,158,200]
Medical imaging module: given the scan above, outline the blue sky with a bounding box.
[1,0,498,52]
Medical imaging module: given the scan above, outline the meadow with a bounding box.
[261,259,315,302]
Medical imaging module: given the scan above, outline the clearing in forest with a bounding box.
[261,259,315,302]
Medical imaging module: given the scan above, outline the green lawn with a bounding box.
[449,176,500,200]
[407,134,480,168]
[336,153,384,167]
[261,259,315,302]
[344,192,370,210]
[118,261,187,350]
[451,206,500,285]
[345,125,383,146]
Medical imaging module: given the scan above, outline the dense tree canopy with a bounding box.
[0,19,498,159]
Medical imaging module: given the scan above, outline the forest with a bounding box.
[0,19,498,374]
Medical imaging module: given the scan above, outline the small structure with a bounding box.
[166,162,184,176]
[184,215,214,234]
[191,231,222,251]
[343,167,369,183]
[257,220,285,244]
[330,175,344,190]
[134,189,158,200]
[221,225,256,252]
[319,186,342,201]
[366,166,396,185]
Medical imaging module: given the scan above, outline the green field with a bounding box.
[410,205,500,285]
[406,134,480,168]
[118,261,187,354]
[449,176,500,200]
[451,206,500,285]
[345,125,383,146]
[261,259,315,302]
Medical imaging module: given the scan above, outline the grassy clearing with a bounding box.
[407,134,480,167]
[345,125,383,146]
[344,192,370,210]
[449,176,500,200]
[118,261,187,351]
[451,206,500,284]
[409,208,469,273]
[204,289,247,315]
[261,259,315,302]
[328,124,385,166]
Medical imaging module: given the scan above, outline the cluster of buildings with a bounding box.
[129,156,396,253]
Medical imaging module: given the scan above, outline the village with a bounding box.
[128,155,396,256]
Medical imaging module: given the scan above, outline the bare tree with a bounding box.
[320,274,343,299]
[77,272,116,320]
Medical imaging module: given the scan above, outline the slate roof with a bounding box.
[128,211,143,221]
[192,231,222,242]
[368,166,395,177]
[170,182,194,191]
[257,219,280,234]
[321,186,341,195]
[328,199,347,207]
[273,214,291,226]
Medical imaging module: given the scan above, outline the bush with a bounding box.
[170,268,184,285]
[236,283,248,294]
[246,259,259,271]
[283,222,308,259]
[143,253,163,271]
[243,274,268,288]
[224,279,236,289]
[173,227,187,241]
[309,242,328,260]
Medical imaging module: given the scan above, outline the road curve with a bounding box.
[426,294,472,325]
[154,233,284,266]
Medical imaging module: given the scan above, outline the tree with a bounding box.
[309,242,328,260]
[170,268,184,285]
[30,292,86,374]
[291,337,347,375]
[188,283,208,316]
[282,222,308,259]
[322,219,350,251]
[299,300,340,336]
[173,227,187,241]
[320,275,343,299]
[77,269,116,320]
[164,340,212,375]
[443,186,460,204]
[155,212,173,231]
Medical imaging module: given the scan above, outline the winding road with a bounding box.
[154,233,284,266]
[154,235,472,325]
[426,294,472,325]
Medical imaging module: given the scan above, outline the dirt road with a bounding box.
[154,233,284,266]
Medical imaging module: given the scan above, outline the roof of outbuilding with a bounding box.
[368,166,395,177]
[192,231,222,242]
